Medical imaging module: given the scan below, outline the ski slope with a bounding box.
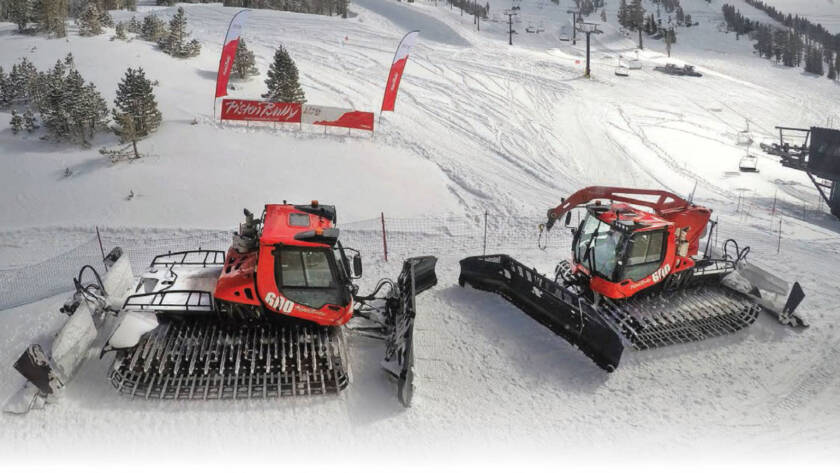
[1,1,839,471]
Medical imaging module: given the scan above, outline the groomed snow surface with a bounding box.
[1,1,840,472]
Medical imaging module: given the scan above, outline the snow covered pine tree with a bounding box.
[232,38,259,80]
[262,45,306,103]
[111,67,162,160]
[10,109,23,134]
[158,7,201,58]
[141,15,168,42]
[78,2,103,37]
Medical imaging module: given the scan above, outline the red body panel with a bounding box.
[213,203,354,326]
[260,204,333,246]
[214,249,260,306]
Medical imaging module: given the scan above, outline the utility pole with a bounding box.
[505,11,518,46]
[577,22,603,78]
[566,8,580,45]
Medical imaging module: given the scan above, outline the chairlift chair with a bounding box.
[739,154,759,172]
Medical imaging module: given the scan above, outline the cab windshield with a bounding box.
[575,213,623,280]
[275,247,343,308]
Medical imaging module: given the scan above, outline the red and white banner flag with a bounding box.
[221,99,301,123]
[215,10,249,99]
[302,105,374,131]
[381,30,419,113]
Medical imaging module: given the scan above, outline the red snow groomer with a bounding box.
[7,202,436,413]
[459,187,806,371]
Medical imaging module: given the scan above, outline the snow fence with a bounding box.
[0,215,573,311]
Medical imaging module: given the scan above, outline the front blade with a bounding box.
[382,256,437,407]
[781,282,807,327]
[459,255,624,372]
[12,345,58,395]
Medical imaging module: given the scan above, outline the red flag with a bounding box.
[215,10,249,99]
[381,30,419,113]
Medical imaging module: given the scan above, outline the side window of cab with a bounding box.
[620,230,666,282]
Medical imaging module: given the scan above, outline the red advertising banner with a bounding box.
[381,30,419,112]
[215,10,249,99]
[302,105,374,131]
[221,99,302,123]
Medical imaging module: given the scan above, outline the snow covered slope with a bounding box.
[1,1,839,471]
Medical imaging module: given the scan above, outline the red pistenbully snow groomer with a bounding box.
[460,187,807,371]
[7,202,436,413]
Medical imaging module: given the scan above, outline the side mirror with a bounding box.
[353,253,363,278]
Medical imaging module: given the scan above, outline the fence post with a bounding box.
[714,219,719,251]
[95,226,106,271]
[482,210,488,255]
[381,212,388,262]
[777,218,782,254]
[771,190,777,216]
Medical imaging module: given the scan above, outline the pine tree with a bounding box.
[0,66,8,107]
[262,45,306,103]
[30,58,107,144]
[127,15,141,33]
[232,38,258,80]
[618,0,628,28]
[158,7,201,57]
[23,108,38,132]
[141,14,167,42]
[68,72,108,144]
[773,28,786,62]
[35,0,68,37]
[9,0,33,32]
[804,46,825,75]
[8,58,38,105]
[78,2,103,36]
[114,21,126,40]
[99,8,114,28]
[10,109,23,134]
[829,62,838,81]
[112,67,162,159]
[754,25,773,59]
[600,8,606,23]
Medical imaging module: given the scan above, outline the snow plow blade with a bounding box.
[382,256,437,407]
[4,248,134,414]
[724,260,808,327]
[458,255,624,372]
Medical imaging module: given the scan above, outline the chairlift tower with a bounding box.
[567,8,580,45]
[505,10,518,46]
[576,22,603,78]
